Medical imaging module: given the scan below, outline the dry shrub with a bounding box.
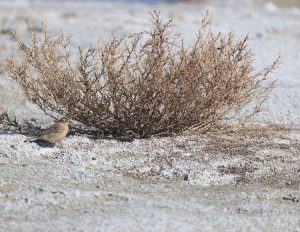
[0,109,20,131]
[0,106,37,133]
[6,12,279,138]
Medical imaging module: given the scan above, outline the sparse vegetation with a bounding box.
[6,11,279,138]
[0,106,35,133]
[0,108,19,130]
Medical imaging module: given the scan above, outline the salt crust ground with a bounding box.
[0,126,300,231]
[0,0,300,231]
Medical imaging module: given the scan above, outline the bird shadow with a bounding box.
[31,139,56,148]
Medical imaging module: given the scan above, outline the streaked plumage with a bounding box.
[27,117,69,143]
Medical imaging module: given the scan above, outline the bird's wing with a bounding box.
[39,123,63,136]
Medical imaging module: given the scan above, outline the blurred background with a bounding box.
[0,0,299,124]
[2,0,300,7]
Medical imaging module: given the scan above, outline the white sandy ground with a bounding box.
[0,127,300,232]
[0,0,300,231]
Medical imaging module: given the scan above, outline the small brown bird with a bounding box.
[27,117,69,143]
